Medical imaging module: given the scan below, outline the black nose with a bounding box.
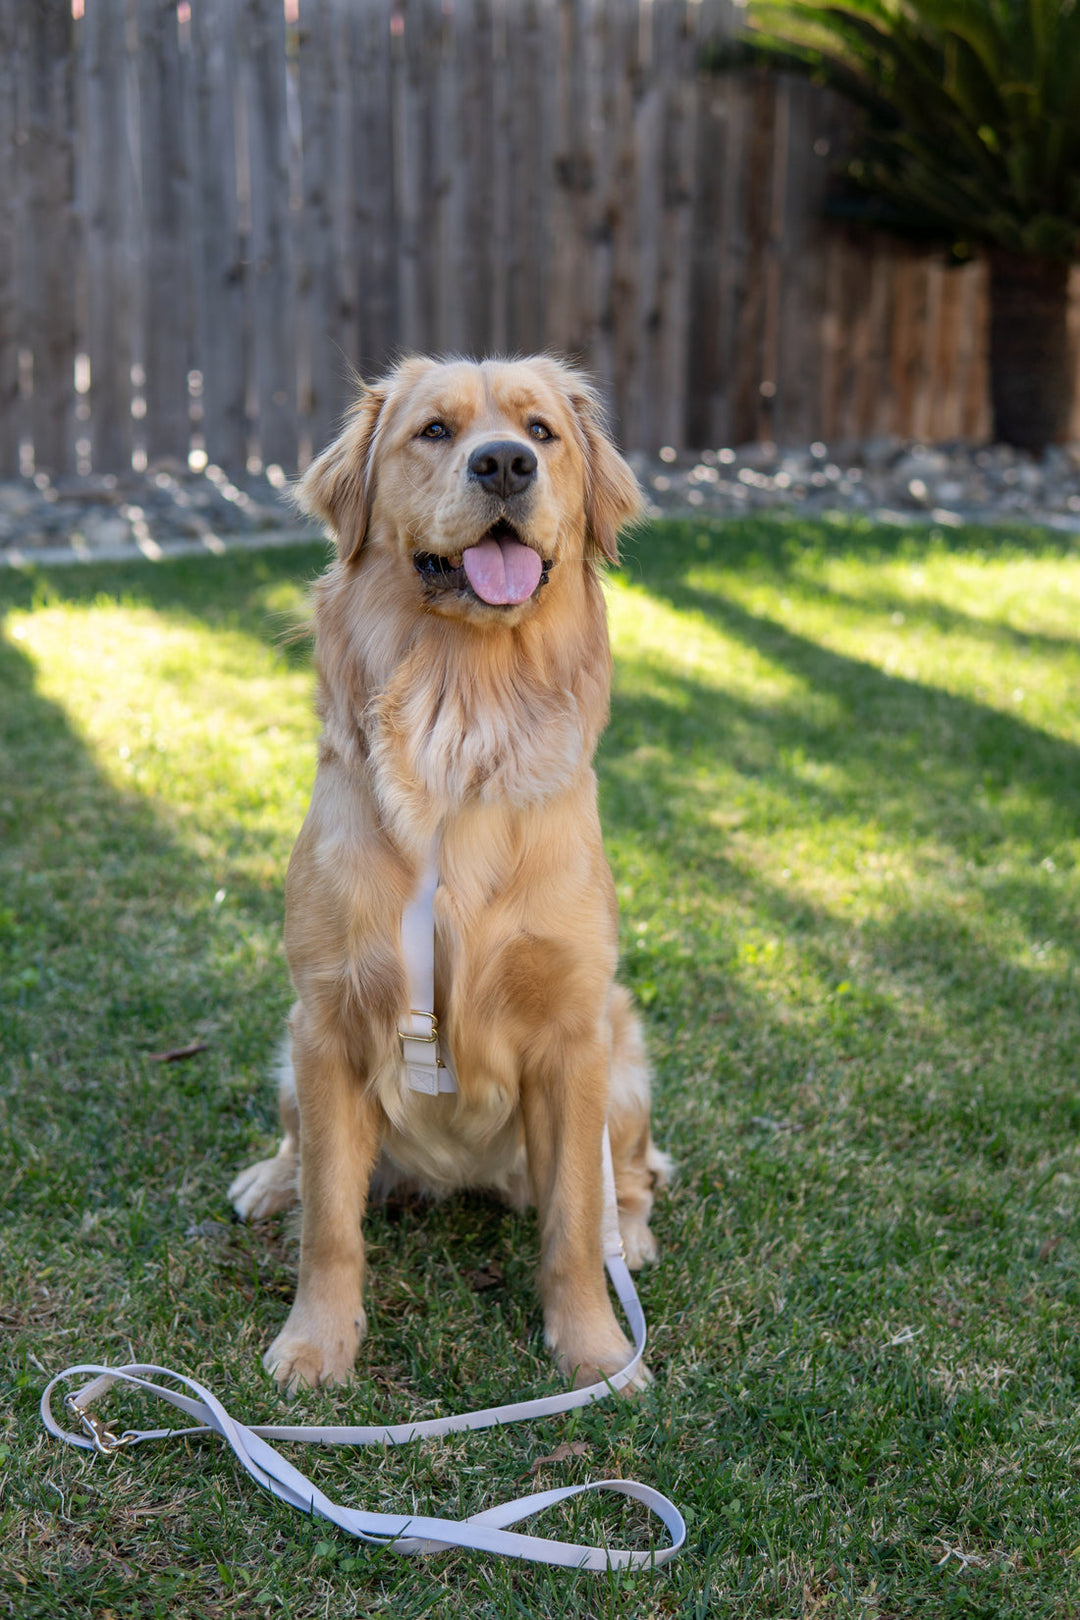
[467,439,538,498]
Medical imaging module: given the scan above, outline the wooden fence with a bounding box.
[2,0,1079,480]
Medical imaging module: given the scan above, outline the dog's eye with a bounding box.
[528,421,554,442]
[419,421,451,440]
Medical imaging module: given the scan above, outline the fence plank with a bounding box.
[858,239,895,442]
[325,0,361,401]
[653,0,699,449]
[769,80,833,446]
[949,262,983,444]
[391,0,423,352]
[491,0,517,354]
[190,0,247,471]
[25,0,78,475]
[464,0,500,353]
[351,0,396,377]
[501,0,543,357]
[929,265,965,443]
[578,0,614,400]
[624,0,664,448]
[243,0,296,470]
[431,0,468,356]
[546,0,586,358]
[138,0,194,465]
[889,254,922,439]
[606,0,643,438]
[0,0,23,476]
[297,0,350,460]
[524,0,560,361]
[685,0,731,448]
[910,259,941,442]
[838,232,879,445]
[81,0,137,472]
[728,71,777,445]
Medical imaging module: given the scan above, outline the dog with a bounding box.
[228,355,670,1393]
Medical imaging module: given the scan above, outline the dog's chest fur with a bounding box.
[318,566,611,841]
[371,640,590,831]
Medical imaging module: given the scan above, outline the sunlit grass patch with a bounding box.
[7,596,315,845]
[2,518,1079,1617]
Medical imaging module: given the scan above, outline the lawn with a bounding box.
[2,513,1079,1618]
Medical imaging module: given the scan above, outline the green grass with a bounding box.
[2,515,1079,1618]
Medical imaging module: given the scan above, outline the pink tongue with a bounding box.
[462,537,543,605]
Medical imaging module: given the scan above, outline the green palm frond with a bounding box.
[740,0,1080,259]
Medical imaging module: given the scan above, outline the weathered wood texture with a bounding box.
[23,0,79,475]
[81,0,139,474]
[138,0,195,461]
[0,0,23,475]
[3,0,1078,476]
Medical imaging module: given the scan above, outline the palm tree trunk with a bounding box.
[987,252,1075,452]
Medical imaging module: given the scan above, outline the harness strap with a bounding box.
[399,841,457,1094]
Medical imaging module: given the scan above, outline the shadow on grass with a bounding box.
[600,517,1080,1153]
[0,624,293,1213]
[622,508,1080,570]
[628,510,1080,657]
[785,572,1080,658]
[628,533,1080,799]
[0,540,327,667]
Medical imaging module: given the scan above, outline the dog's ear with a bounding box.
[567,376,642,566]
[294,382,387,563]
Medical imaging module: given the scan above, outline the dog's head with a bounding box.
[296,355,641,624]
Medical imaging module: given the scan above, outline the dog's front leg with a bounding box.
[522,1038,647,1390]
[264,1025,381,1392]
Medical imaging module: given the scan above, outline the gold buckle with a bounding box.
[398,1011,438,1052]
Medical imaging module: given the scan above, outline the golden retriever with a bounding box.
[229,355,670,1393]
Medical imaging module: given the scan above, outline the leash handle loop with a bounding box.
[40,1288,685,1568]
[39,1106,682,1567]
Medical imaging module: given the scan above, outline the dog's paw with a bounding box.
[228,1155,298,1222]
[549,1319,647,1393]
[264,1305,367,1393]
[618,1213,658,1271]
[561,1343,652,1394]
[615,1357,654,1394]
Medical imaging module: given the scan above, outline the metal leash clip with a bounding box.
[65,1393,136,1456]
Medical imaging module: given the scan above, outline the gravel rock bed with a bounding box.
[3,439,1080,567]
[0,461,321,567]
[628,438,1080,536]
